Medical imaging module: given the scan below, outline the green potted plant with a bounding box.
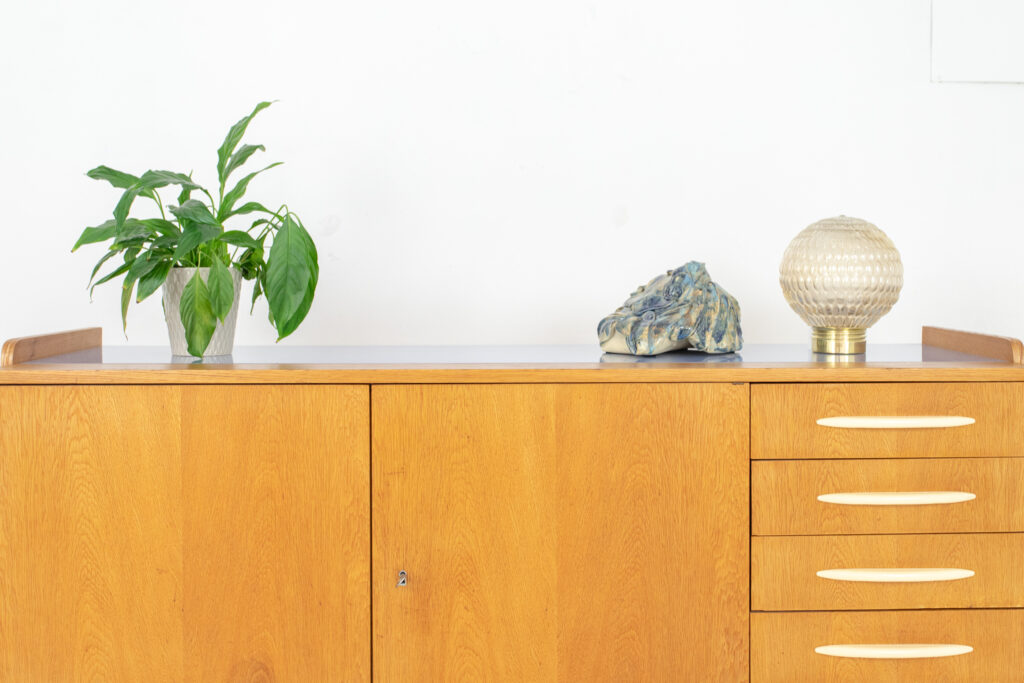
[72,101,319,358]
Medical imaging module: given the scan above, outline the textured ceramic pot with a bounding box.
[779,216,903,354]
[162,267,242,357]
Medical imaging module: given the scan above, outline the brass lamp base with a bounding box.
[812,327,866,354]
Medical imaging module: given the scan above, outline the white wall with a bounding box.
[2,0,1022,348]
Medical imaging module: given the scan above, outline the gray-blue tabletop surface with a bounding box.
[26,344,1001,366]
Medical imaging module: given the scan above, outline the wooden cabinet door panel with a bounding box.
[182,385,370,683]
[372,383,748,682]
[0,384,370,683]
[0,386,184,681]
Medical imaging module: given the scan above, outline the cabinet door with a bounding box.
[181,385,370,682]
[0,386,184,681]
[372,383,749,682]
[0,385,370,682]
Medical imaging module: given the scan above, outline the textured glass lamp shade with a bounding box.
[779,216,903,354]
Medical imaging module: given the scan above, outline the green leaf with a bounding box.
[265,215,317,340]
[139,218,180,236]
[277,269,316,339]
[217,101,273,188]
[179,270,218,357]
[223,144,265,182]
[73,219,117,251]
[207,257,235,322]
[88,249,119,286]
[217,163,282,221]
[87,165,139,189]
[136,260,172,302]
[220,230,261,249]
[113,170,204,228]
[169,199,220,226]
[250,277,263,313]
[120,277,136,331]
[126,251,163,284]
[226,201,273,218]
[113,218,155,245]
[172,222,223,262]
[90,261,131,297]
[86,166,155,199]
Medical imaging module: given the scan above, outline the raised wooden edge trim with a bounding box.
[1,328,102,367]
[923,326,1024,364]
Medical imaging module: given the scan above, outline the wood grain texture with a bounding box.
[923,326,1024,364]
[182,385,370,682]
[0,385,369,682]
[372,383,749,682]
[752,533,1024,610]
[752,610,1024,682]
[1,327,101,366]
[752,382,1024,459]
[752,457,1024,535]
[1,364,1023,385]
[0,386,183,681]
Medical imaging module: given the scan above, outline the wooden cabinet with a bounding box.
[0,385,370,682]
[2,327,1022,681]
[372,383,750,682]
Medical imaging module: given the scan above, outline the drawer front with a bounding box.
[752,610,1024,682]
[752,383,1023,460]
[752,533,1024,610]
[752,457,1024,535]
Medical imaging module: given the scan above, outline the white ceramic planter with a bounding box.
[162,267,242,357]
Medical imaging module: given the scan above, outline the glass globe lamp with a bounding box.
[779,215,903,354]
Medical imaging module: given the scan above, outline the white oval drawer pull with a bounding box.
[816,568,975,582]
[817,491,976,506]
[815,644,973,659]
[816,416,975,429]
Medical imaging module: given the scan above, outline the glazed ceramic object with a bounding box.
[598,261,742,355]
[162,267,242,357]
[779,216,903,354]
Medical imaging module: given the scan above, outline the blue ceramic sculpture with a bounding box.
[597,262,742,355]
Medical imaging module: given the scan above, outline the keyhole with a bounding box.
[397,570,408,587]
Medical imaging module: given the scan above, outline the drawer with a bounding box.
[752,457,1024,535]
[752,533,1024,610]
[752,609,1024,682]
[752,383,1024,459]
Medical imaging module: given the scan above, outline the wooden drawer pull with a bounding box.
[817,491,976,505]
[815,643,973,659]
[816,416,975,429]
[816,568,975,583]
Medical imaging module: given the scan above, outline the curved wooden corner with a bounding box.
[922,326,1024,364]
[1,328,102,367]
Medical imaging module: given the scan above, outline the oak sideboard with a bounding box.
[1,326,1022,682]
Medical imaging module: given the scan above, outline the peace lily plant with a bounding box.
[73,101,319,357]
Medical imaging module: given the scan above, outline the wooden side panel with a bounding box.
[752,457,1024,535]
[752,610,1024,682]
[373,383,748,682]
[923,326,1024,364]
[1,327,101,366]
[752,533,1024,610]
[752,383,1024,459]
[0,386,183,681]
[182,385,370,682]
